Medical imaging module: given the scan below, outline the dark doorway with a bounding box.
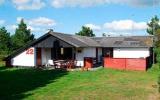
[51,40,60,60]
[36,48,42,66]
[63,48,73,59]
[52,47,73,60]
[51,40,73,60]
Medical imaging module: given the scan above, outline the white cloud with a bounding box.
[16,17,24,23]
[103,32,132,36]
[11,17,57,34]
[10,25,17,30]
[106,0,160,7]
[52,0,107,8]
[0,19,5,25]
[28,17,56,26]
[8,24,41,32]
[85,24,101,31]
[131,0,160,7]
[16,17,56,27]
[51,0,160,8]
[12,0,29,4]
[84,20,147,36]
[103,20,147,31]
[27,25,42,32]
[12,0,45,10]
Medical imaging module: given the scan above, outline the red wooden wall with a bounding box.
[84,57,93,68]
[104,58,126,70]
[126,59,146,71]
[104,57,146,71]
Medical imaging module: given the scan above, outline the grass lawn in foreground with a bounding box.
[0,64,159,100]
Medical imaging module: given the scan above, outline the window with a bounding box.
[61,48,64,55]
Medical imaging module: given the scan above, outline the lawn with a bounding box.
[0,63,160,100]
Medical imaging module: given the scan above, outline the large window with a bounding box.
[103,48,113,57]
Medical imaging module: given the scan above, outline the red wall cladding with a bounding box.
[104,58,126,70]
[84,57,93,68]
[104,57,146,71]
[126,59,146,71]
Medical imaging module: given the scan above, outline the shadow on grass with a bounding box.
[0,67,68,100]
[0,66,8,71]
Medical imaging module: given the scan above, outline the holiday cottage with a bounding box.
[4,31,153,71]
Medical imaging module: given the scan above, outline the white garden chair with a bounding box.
[46,60,54,67]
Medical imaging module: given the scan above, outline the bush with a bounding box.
[0,54,7,60]
[158,75,160,92]
[155,48,160,93]
[155,48,160,63]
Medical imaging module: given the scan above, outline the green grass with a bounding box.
[0,63,160,100]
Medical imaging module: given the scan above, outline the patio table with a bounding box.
[54,60,66,68]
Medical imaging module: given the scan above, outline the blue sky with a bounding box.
[0,0,160,38]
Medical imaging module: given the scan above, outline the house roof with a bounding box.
[4,31,153,60]
[49,32,101,47]
[92,36,153,47]
[4,31,100,60]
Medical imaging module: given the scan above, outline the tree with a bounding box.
[0,27,11,54]
[155,29,160,47]
[147,15,160,35]
[12,19,34,50]
[76,26,95,37]
[102,33,106,37]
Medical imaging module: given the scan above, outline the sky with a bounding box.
[0,0,160,38]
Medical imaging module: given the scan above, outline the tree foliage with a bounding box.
[76,26,95,37]
[0,27,11,54]
[148,16,160,93]
[0,19,35,60]
[155,29,160,47]
[12,19,34,50]
[147,15,160,35]
[102,33,106,37]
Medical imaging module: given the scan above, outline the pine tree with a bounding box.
[12,19,34,50]
[102,33,106,37]
[0,27,11,54]
[147,15,160,35]
[76,26,95,37]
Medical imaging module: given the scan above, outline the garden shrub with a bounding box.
[155,48,160,92]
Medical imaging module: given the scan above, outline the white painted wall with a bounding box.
[11,47,35,67]
[41,48,51,65]
[76,48,96,67]
[113,47,150,58]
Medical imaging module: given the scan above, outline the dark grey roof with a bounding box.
[4,31,100,60]
[4,31,153,61]
[92,36,153,47]
[49,32,101,47]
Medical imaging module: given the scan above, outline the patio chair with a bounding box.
[46,60,54,67]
